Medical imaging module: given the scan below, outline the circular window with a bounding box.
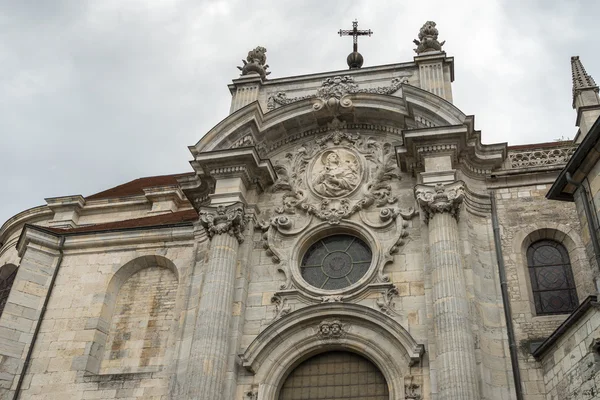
[300,234,372,290]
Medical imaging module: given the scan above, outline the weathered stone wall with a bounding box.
[11,243,194,400]
[574,157,600,275]
[540,306,600,399]
[101,266,178,374]
[495,182,595,399]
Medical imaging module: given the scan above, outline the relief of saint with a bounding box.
[312,150,360,197]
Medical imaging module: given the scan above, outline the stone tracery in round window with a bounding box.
[300,234,372,290]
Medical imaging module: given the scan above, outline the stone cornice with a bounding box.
[16,225,63,257]
[0,206,53,247]
[190,147,276,191]
[193,88,470,158]
[397,119,507,175]
[199,203,247,243]
[17,223,194,253]
[415,181,465,223]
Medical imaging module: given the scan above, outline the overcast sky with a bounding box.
[1,0,599,225]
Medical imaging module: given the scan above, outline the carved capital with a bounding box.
[415,181,464,223]
[199,204,247,243]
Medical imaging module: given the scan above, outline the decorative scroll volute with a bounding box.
[415,181,464,223]
[199,204,247,243]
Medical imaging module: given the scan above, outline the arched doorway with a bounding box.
[278,351,389,400]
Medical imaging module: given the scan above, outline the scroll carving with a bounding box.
[376,287,401,317]
[271,294,291,320]
[267,75,408,110]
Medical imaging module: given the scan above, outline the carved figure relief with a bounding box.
[271,131,400,225]
[316,319,347,339]
[312,149,360,198]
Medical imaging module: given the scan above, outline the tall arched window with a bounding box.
[0,264,18,318]
[527,240,578,315]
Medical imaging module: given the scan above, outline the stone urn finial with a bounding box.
[413,21,445,54]
[237,46,271,80]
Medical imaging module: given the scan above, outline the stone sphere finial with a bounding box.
[413,21,446,54]
[347,51,364,69]
[237,46,271,80]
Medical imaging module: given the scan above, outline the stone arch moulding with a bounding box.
[240,303,425,400]
[83,254,180,375]
[192,88,467,154]
[512,225,594,312]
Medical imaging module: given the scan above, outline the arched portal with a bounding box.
[241,303,424,400]
[278,351,389,400]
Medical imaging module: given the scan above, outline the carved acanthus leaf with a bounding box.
[415,182,464,223]
[199,204,247,243]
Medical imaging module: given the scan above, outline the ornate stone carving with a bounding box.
[272,135,400,224]
[231,134,255,149]
[507,145,575,169]
[404,376,422,400]
[321,295,344,303]
[415,182,464,223]
[271,294,291,320]
[413,21,445,54]
[315,119,360,147]
[311,149,361,198]
[199,204,247,243]
[244,386,258,400]
[237,46,271,80]
[376,287,400,316]
[317,319,347,339]
[267,75,408,110]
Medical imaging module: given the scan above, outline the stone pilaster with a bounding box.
[415,182,479,399]
[189,204,247,400]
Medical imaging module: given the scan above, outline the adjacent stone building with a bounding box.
[0,22,599,400]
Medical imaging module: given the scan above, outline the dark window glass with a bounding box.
[300,235,372,290]
[527,240,578,315]
[0,268,17,317]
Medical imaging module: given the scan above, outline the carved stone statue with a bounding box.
[413,21,445,54]
[312,150,360,197]
[237,46,271,80]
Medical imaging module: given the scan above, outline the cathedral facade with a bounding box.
[1,22,599,400]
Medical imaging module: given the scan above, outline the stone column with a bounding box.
[191,204,246,400]
[415,182,479,399]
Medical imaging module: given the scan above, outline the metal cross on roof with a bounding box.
[338,20,372,53]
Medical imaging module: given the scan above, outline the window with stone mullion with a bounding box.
[527,240,578,315]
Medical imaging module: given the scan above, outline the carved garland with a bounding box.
[267,75,409,110]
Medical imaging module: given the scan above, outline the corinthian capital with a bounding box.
[415,181,464,223]
[199,204,247,243]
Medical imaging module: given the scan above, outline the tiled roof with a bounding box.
[86,172,194,200]
[44,209,198,234]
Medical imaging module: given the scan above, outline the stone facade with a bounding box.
[0,28,599,400]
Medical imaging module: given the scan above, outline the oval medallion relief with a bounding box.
[310,148,361,198]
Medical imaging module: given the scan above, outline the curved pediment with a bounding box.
[192,86,470,158]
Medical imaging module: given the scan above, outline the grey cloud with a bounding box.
[1,0,599,224]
